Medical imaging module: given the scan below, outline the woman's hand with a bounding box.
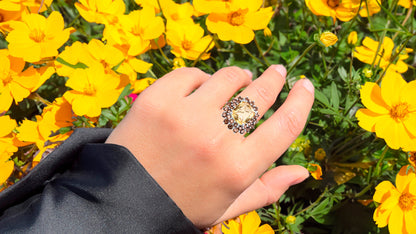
[105,65,315,228]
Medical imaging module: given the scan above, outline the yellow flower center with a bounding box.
[399,192,416,211]
[83,83,96,96]
[29,29,46,43]
[390,103,409,121]
[229,9,246,26]
[182,40,193,50]
[2,74,13,86]
[327,0,340,8]
[132,25,143,36]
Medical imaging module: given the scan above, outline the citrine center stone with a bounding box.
[232,102,255,125]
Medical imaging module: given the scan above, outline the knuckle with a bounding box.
[252,84,275,105]
[219,66,249,84]
[191,135,222,158]
[279,109,304,138]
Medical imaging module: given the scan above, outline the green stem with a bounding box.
[287,42,318,76]
[240,44,267,67]
[374,146,390,177]
[191,37,215,67]
[153,39,172,66]
[294,187,328,216]
[273,202,283,233]
[148,50,169,74]
[254,37,270,66]
[67,14,81,28]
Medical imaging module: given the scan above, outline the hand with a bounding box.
[105,65,315,228]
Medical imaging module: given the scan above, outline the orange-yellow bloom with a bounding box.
[373,166,416,234]
[398,0,416,8]
[104,8,165,56]
[159,0,194,28]
[0,0,53,32]
[6,11,74,63]
[359,0,381,17]
[75,0,125,25]
[63,64,121,117]
[320,31,338,47]
[222,210,274,234]
[308,163,323,180]
[0,49,52,112]
[0,115,17,185]
[348,31,358,45]
[194,0,273,44]
[305,0,360,22]
[166,21,214,60]
[356,70,416,151]
[355,37,413,74]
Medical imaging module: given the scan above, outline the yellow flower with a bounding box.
[0,49,47,112]
[319,32,338,47]
[305,0,360,22]
[6,11,74,63]
[75,0,125,25]
[194,0,273,44]
[0,115,17,185]
[166,21,214,60]
[285,215,297,225]
[398,0,416,8]
[172,57,186,70]
[355,70,416,151]
[159,0,195,28]
[373,166,416,234]
[362,67,373,78]
[308,163,323,180]
[132,77,156,94]
[289,135,310,153]
[104,8,165,56]
[0,0,53,32]
[134,0,160,13]
[359,0,381,17]
[354,36,413,74]
[314,148,326,161]
[63,64,121,117]
[347,31,358,45]
[222,210,274,234]
[263,27,272,37]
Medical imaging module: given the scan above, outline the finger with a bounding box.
[190,66,252,107]
[244,78,315,170]
[238,65,287,118]
[213,165,309,224]
[144,67,211,99]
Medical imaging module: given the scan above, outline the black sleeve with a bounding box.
[0,128,202,233]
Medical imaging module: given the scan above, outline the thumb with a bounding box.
[213,165,309,225]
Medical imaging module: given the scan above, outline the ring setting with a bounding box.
[222,96,259,134]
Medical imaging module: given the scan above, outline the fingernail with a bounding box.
[290,167,310,186]
[243,69,252,77]
[301,78,314,95]
[273,65,287,78]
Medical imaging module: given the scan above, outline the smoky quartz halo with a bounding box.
[222,96,259,134]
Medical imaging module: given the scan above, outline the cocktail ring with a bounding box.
[222,96,259,134]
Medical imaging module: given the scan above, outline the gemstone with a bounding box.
[232,101,255,125]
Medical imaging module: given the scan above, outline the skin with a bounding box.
[105,65,315,228]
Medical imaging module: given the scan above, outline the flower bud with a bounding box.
[348,31,358,45]
[320,32,338,47]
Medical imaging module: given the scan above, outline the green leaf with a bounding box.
[101,109,117,122]
[315,90,330,107]
[330,82,339,110]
